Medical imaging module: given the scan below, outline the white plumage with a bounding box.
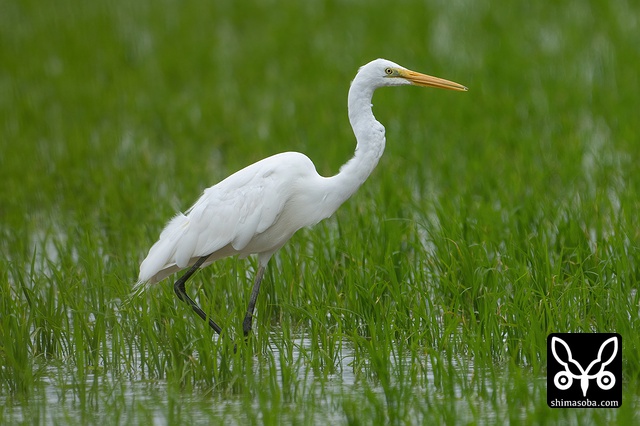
[136,58,467,336]
[138,152,330,284]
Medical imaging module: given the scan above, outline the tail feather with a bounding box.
[138,213,192,284]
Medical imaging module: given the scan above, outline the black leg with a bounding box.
[173,255,222,335]
[242,265,266,337]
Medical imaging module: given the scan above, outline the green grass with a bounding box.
[1,0,640,424]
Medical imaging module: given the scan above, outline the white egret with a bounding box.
[136,58,467,336]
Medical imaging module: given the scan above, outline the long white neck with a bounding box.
[325,76,386,205]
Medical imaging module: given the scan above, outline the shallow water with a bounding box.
[1,331,502,425]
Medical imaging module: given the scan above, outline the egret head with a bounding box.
[357,58,468,91]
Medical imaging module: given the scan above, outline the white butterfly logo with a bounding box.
[551,336,618,397]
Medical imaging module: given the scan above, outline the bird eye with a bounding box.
[384,67,394,75]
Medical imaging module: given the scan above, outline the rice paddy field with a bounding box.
[1,0,639,424]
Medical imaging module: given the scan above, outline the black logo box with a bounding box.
[547,333,622,408]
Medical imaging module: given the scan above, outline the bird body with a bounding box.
[138,151,341,284]
[136,58,466,335]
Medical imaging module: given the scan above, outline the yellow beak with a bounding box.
[400,69,468,91]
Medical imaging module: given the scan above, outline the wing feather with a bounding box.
[138,153,307,284]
